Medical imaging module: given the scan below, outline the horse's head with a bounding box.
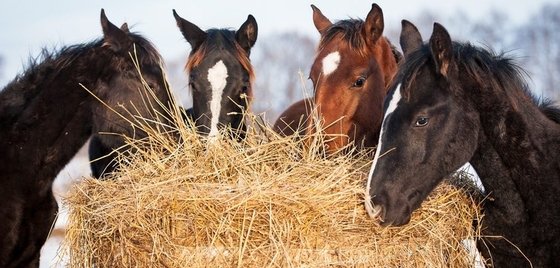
[365,21,480,226]
[92,9,171,149]
[308,4,397,154]
[173,10,257,139]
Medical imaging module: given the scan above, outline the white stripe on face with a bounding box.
[322,51,340,76]
[365,83,403,217]
[207,60,228,138]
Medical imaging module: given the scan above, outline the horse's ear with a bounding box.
[120,23,130,33]
[429,22,453,77]
[100,9,132,52]
[400,20,422,56]
[363,3,384,42]
[311,4,332,33]
[236,14,258,53]
[173,9,207,50]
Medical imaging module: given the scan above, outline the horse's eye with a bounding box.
[353,77,366,88]
[241,85,249,93]
[415,117,429,127]
[188,82,197,92]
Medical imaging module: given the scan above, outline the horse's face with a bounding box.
[174,10,257,138]
[188,40,252,137]
[307,4,390,154]
[309,41,385,153]
[92,10,170,148]
[365,22,480,226]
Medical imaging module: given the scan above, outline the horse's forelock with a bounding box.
[185,29,255,96]
[319,20,369,58]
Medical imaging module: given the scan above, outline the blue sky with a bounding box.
[0,0,553,87]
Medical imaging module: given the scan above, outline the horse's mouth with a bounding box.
[366,196,413,226]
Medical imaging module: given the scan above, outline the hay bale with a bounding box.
[64,112,482,268]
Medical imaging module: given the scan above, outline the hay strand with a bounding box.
[64,107,482,267]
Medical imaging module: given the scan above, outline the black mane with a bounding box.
[399,41,560,122]
[1,30,163,116]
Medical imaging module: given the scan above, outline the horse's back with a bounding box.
[273,98,312,137]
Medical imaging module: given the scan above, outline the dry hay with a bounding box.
[63,106,483,268]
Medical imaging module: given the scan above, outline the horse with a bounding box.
[88,10,258,178]
[273,4,400,155]
[365,20,560,268]
[0,10,171,267]
[173,9,257,140]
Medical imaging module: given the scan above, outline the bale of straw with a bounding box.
[64,112,482,268]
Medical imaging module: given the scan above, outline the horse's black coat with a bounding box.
[0,10,170,267]
[366,20,560,267]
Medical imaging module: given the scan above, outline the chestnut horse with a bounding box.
[0,10,171,267]
[273,4,400,154]
[366,20,560,267]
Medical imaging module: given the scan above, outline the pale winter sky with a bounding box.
[0,0,554,87]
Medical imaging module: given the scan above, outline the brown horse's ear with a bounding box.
[173,9,207,51]
[429,22,453,77]
[400,20,422,56]
[311,4,331,33]
[363,3,384,42]
[100,9,132,52]
[236,14,258,54]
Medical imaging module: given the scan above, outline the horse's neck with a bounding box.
[469,134,528,224]
[0,51,102,184]
[469,86,560,223]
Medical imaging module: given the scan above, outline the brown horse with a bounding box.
[273,4,400,154]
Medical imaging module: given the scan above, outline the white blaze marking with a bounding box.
[207,60,228,139]
[365,83,403,218]
[322,51,340,76]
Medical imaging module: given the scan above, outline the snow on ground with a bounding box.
[40,140,91,268]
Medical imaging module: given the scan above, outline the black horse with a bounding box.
[365,21,560,267]
[0,10,171,267]
[89,10,258,178]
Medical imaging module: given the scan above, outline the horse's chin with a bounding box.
[383,204,413,227]
[381,212,412,227]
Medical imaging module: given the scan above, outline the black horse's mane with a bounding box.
[0,31,163,118]
[399,41,560,122]
[5,30,162,88]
